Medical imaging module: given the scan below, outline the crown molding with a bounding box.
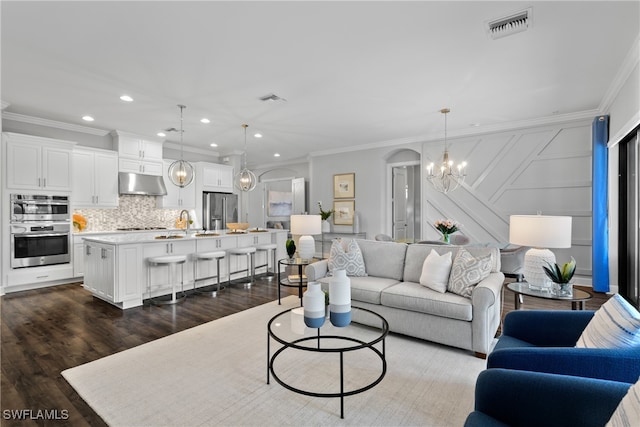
[309,109,599,158]
[2,111,110,136]
[599,34,640,112]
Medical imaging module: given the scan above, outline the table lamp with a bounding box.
[290,214,321,260]
[509,214,572,290]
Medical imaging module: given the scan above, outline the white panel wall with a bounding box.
[309,118,594,281]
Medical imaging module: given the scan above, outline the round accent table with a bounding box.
[506,281,593,310]
[267,307,388,419]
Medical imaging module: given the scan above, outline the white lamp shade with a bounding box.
[509,215,572,248]
[290,215,322,235]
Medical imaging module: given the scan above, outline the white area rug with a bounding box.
[63,296,485,426]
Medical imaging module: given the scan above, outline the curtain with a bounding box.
[592,115,609,292]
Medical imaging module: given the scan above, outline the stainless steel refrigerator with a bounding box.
[203,192,238,231]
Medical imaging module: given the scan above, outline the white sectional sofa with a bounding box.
[305,239,505,358]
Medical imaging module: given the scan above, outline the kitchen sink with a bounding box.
[194,233,220,237]
[154,235,184,239]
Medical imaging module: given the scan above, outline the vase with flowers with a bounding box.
[434,219,460,244]
[318,202,334,233]
[543,257,576,297]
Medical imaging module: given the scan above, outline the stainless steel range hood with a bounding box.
[118,172,168,196]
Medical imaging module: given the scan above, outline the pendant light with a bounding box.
[426,108,467,194]
[235,124,257,192]
[168,104,195,188]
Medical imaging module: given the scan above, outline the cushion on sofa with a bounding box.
[327,239,367,276]
[354,239,407,281]
[317,275,399,305]
[380,281,473,321]
[349,276,401,305]
[607,376,640,427]
[419,249,452,293]
[447,248,492,298]
[576,294,640,349]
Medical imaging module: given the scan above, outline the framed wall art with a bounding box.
[333,200,355,225]
[333,173,355,199]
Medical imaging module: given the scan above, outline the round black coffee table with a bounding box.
[267,306,388,419]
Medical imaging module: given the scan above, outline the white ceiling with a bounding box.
[2,1,639,166]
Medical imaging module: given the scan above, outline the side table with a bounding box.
[506,282,593,310]
[277,257,315,305]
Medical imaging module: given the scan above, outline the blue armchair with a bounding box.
[488,310,640,383]
[464,369,631,427]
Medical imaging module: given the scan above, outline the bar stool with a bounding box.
[227,246,256,288]
[255,243,277,280]
[193,251,226,297]
[146,255,187,305]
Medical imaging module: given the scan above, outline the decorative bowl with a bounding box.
[226,222,250,232]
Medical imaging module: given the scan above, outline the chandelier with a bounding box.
[426,108,467,194]
[168,104,195,188]
[235,124,257,192]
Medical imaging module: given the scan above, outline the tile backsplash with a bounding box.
[74,195,183,231]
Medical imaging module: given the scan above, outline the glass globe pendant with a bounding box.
[235,124,257,192]
[168,104,194,188]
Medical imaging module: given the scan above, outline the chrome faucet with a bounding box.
[179,209,191,234]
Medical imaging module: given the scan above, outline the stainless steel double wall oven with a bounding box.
[10,194,71,268]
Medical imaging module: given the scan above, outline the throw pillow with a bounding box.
[447,248,492,298]
[576,294,640,348]
[419,249,453,293]
[328,239,367,277]
[606,376,640,427]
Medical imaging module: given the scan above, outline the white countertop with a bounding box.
[78,228,286,245]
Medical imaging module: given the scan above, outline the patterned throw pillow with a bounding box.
[606,377,640,427]
[419,249,453,293]
[328,239,367,277]
[576,294,640,348]
[447,248,492,298]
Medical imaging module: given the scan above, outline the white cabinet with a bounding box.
[112,131,163,176]
[72,148,119,208]
[197,162,234,193]
[4,132,74,191]
[83,242,115,302]
[83,241,142,308]
[157,160,196,209]
[195,236,236,284]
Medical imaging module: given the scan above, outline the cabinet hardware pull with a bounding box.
[43,178,46,187]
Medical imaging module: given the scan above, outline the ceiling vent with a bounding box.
[486,7,532,40]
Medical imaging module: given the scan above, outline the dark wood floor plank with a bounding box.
[1,276,610,425]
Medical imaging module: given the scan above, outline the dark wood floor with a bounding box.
[1,276,610,426]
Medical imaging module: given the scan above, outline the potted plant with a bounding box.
[542,257,576,297]
[285,239,296,259]
[318,202,334,233]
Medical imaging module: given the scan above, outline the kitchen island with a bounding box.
[80,229,288,309]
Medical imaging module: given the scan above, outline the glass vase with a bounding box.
[442,233,450,244]
[552,282,573,297]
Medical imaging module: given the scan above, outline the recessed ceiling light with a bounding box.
[210,143,218,147]
[200,118,210,124]
[82,115,94,122]
[120,95,134,102]
[254,133,263,138]
[157,132,166,137]
[274,153,280,157]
